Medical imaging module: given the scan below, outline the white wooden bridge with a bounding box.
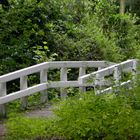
[0,59,138,117]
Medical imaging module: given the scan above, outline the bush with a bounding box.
[6,87,140,140]
[48,92,140,140]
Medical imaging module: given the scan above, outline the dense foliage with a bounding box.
[6,86,140,140]
[0,0,140,75]
[1,1,140,139]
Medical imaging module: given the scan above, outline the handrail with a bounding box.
[0,60,113,117]
[0,60,137,117]
[78,59,134,84]
[0,61,111,83]
[78,59,137,95]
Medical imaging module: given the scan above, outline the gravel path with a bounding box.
[25,105,54,118]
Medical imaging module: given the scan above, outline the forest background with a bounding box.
[0,0,140,75]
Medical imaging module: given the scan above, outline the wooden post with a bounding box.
[114,66,121,85]
[20,76,28,110]
[60,68,67,98]
[0,82,6,117]
[95,67,104,85]
[40,69,48,103]
[95,67,104,94]
[79,67,86,92]
[114,66,121,94]
[132,60,137,86]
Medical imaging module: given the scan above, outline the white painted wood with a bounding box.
[94,67,104,95]
[114,66,121,85]
[0,83,47,105]
[0,83,6,117]
[0,61,108,83]
[0,81,86,105]
[60,68,67,98]
[79,67,86,92]
[98,80,132,95]
[132,60,137,84]
[40,69,48,103]
[79,60,134,84]
[20,76,28,109]
[95,67,105,85]
[0,62,49,82]
[0,59,137,113]
[48,81,80,88]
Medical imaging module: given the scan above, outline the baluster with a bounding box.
[79,67,86,92]
[95,67,104,95]
[95,67,104,85]
[60,68,67,98]
[40,69,48,103]
[0,82,7,117]
[114,66,121,85]
[20,76,28,110]
[132,60,137,85]
[113,66,121,94]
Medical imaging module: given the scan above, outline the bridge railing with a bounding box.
[0,61,113,117]
[78,59,137,95]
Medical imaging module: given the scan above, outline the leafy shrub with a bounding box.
[47,91,140,140]
[6,87,140,140]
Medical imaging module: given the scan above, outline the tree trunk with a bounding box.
[120,0,126,14]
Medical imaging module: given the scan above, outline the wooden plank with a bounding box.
[79,67,86,92]
[114,66,121,85]
[48,61,108,69]
[0,61,108,83]
[78,60,134,84]
[0,83,47,105]
[0,81,80,104]
[0,62,49,82]
[0,83,6,117]
[60,68,67,98]
[97,80,131,95]
[20,76,28,110]
[40,69,48,103]
[48,81,79,88]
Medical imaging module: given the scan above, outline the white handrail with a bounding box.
[0,60,137,117]
[78,59,137,95]
[78,59,134,84]
[0,61,110,82]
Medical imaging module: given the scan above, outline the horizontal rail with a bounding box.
[78,59,134,84]
[96,80,132,95]
[0,61,111,83]
[0,79,113,105]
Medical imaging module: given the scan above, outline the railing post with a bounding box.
[60,68,67,98]
[0,82,7,117]
[132,60,137,85]
[79,67,86,92]
[40,69,48,103]
[94,67,104,95]
[20,76,28,110]
[114,66,121,94]
[95,67,104,85]
[114,66,121,85]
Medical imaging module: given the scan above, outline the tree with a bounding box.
[0,0,10,10]
[120,0,126,14]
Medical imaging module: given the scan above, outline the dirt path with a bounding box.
[25,104,54,118]
[0,123,6,139]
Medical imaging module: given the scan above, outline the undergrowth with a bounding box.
[5,86,140,140]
